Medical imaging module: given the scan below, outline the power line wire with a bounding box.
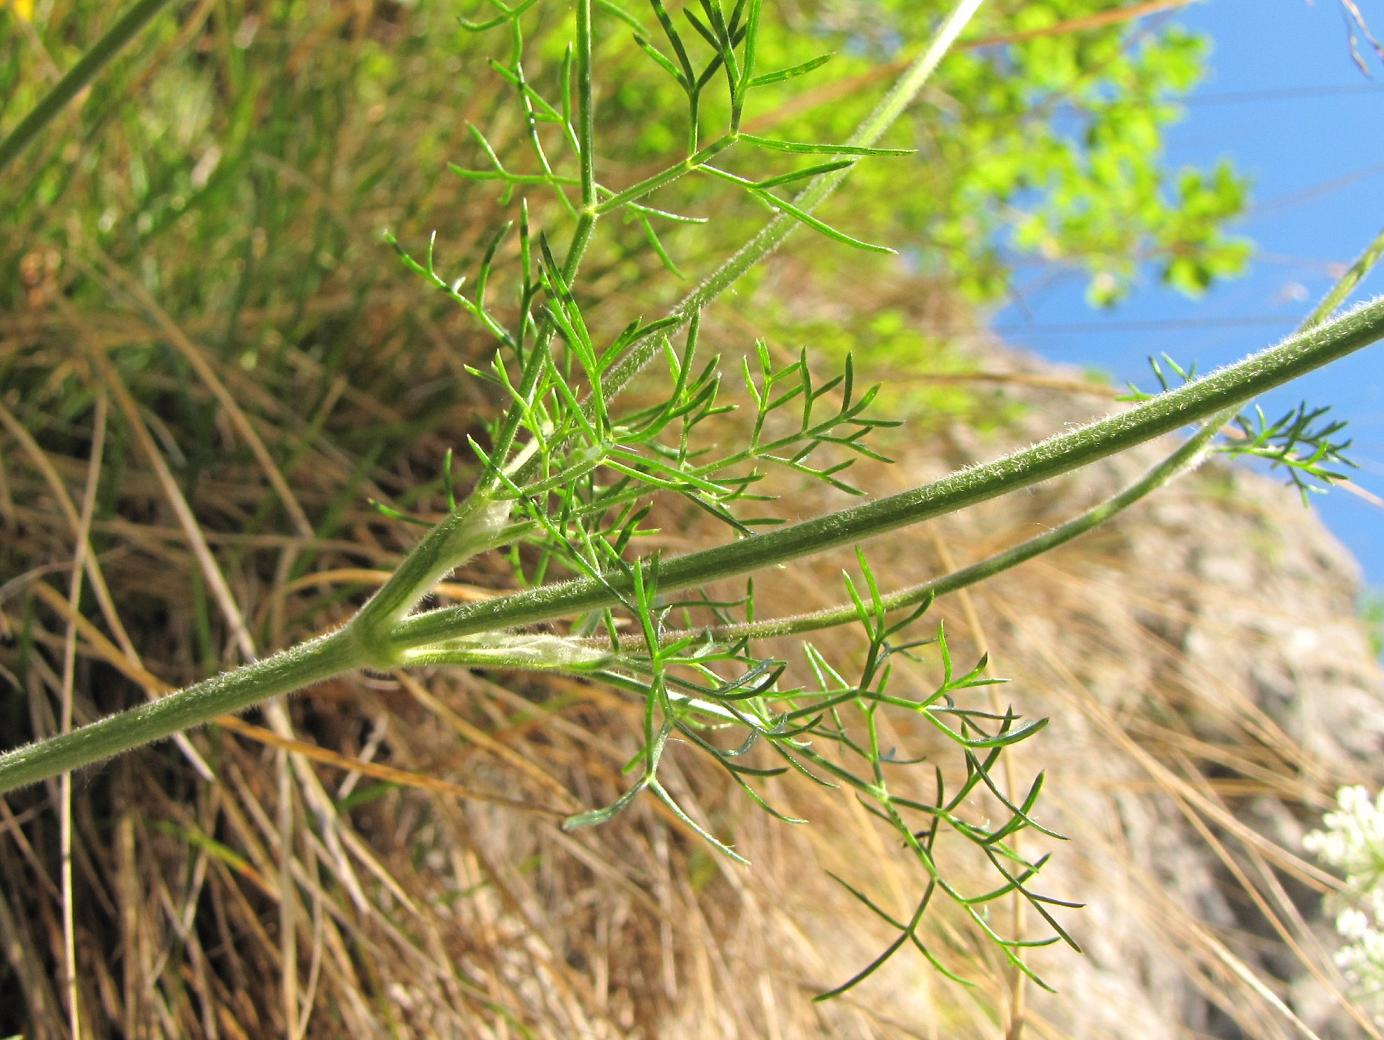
[1182,82,1384,106]
[992,314,1297,335]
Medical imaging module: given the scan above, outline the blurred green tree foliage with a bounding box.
[2,0,1249,324]
[523,0,1253,306]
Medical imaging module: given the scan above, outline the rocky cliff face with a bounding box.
[908,344,1384,1038]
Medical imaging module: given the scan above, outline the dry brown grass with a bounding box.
[4,3,1383,1037]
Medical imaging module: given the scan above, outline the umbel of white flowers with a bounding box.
[1305,786,1384,1024]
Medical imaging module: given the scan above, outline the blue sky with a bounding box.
[994,0,1384,592]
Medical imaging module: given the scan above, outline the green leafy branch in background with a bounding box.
[0,0,1262,318]
[714,0,1256,306]
[3,0,1384,1000]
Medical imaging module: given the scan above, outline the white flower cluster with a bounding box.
[1304,786,1384,1023]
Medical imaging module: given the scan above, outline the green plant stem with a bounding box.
[563,0,598,279]
[0,628,361,794]
[350,495,513,660]
[390,294,1384,649]
[3,296,1379,794]
[575,0,595,210]
[0,0,178,175]
[638,213,1379,666]
[645,418,1228,645]
[1303,223,1384,328]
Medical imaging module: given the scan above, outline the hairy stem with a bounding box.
[350,495,513,657]
[0,628,362,794]
[1303,223,1384,329]
[390,294,1384,648]
[648,418,1227,644]
[3,296,1379,793]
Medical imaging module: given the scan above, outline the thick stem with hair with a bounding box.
[1,294,1380,794]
